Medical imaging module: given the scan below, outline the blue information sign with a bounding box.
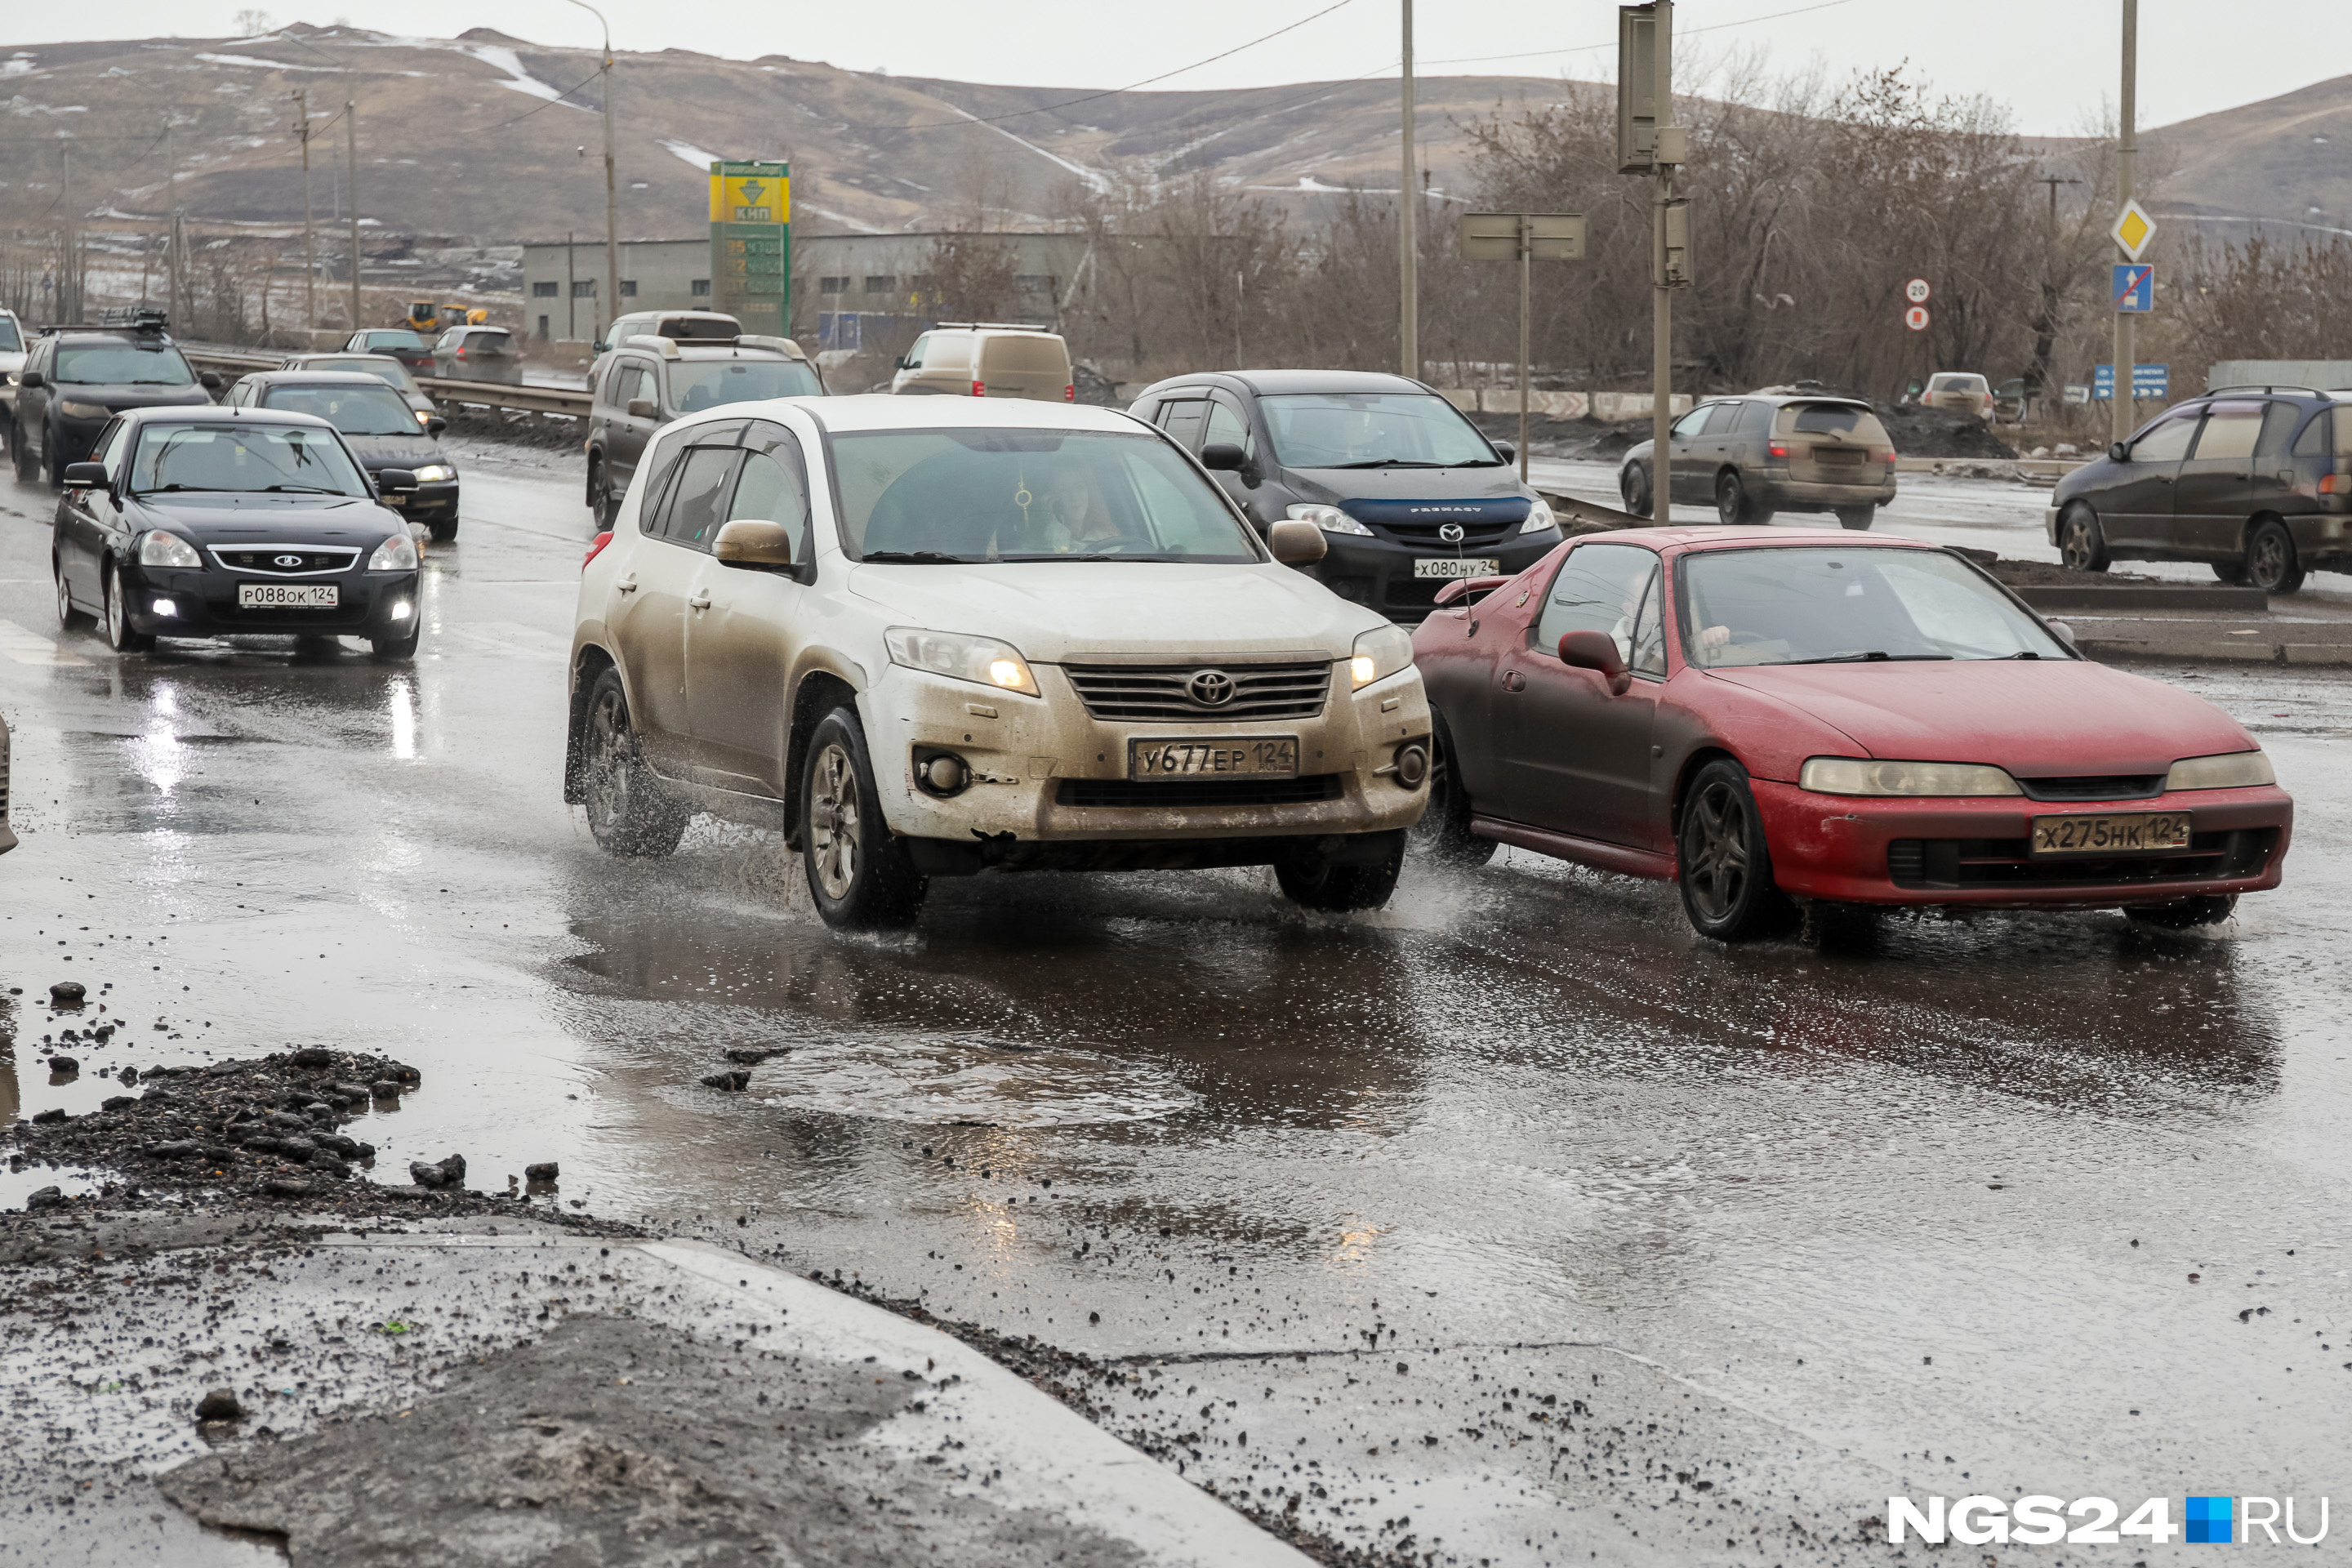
[2092,363,2170,400]
[2113,263,2154,313]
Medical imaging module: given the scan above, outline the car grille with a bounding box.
[1056,775,1344,809]
[2016,773,2168,802]
[1062,661,1332,722]
[212,546,361,577]
[1886,828,2277,890]
[1375,520,1520,549]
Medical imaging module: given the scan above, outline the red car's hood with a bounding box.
[1705,659,2255,775]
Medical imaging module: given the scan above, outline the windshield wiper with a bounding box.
[263,484,347,494]
[152,483,234,492]
[1324,458,1450,469]
[859,550,965,564]
[1784,651,1954,664]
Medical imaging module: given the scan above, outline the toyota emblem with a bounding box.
[1186,669,1236,706]
[273,554,305,568]
[1439,523,1465,545]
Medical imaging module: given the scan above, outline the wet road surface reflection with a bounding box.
[5,452,2350,1563]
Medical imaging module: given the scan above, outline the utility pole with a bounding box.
[1649,0,1673,520]
[1399,0,1417,381]
[567,231,577,342]
[2112,0,2136,446]
[166,119,181,325]
[344,99,362,332]
[293,89,317,331]
[567,0,621,346]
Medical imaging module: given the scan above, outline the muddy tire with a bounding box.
[426,517,460,543]
[1834,506,1875,531]
[1677,759,1797,942]
[54,557,87,631]
[2210,559,2247,585]
[2057,504,2109,572]
[580,666,688,857]
[2124,894,2236,929]
[10,422,31,481]
[100,564,154,653]
[1715,470,1759,526]
[370,620,421,661]
[1409,710,1494,868]
[2243,519,2304,595]
[589,459,619,529]
[1619,461,1652,519]
[1276,829,1405,912]
[800,706,925,929]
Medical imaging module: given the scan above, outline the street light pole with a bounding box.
[567,0,621,347]
[292,89,316,332]
[2113,0,2136,446]
[1399,0,1417,381]
[1649,0,1673,519]
[345,98,363,332]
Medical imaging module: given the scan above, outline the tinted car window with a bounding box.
[1735,400,1772,435]
[1671,406,1713,439]
[1780,403,1884,439]
[306,357,423,395]
[660,448,742,550]
[1699,401,1743,435]
[669,358,822,412]
[1535,543,1659,661]
[1628,570,1667,676]
[1260,393,1494,468]
[56,341,196,386]
[1158,399,1209,451]
[2293,411,2331,457]
[1204,399,1253,455]
[0,317,22,353]
[2131,409,2200,463]
[127,423,369,497]
[2189,401,2263,460]
[2256,401,2299,456]
[262,385,421,436]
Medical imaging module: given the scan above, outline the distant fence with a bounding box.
[1437,389,1693,421]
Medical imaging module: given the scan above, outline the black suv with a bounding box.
[2050,385,2351,595]
[1125,370,1561,622]
[11,310,219,486]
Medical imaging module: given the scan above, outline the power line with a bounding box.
[1417,0,1855,71]
[479,66,607,131]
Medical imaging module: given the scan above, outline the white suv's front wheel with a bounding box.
[800,707,926,929]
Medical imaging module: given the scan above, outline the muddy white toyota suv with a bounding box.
[564,395,1432,928]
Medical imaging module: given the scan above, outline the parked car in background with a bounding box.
[0,306,27,444]
[0,704,13,855]
[431,325,523,385]
[1125,370,1561,623]
[11,311,220,487]
[1411,528,2292,940]
[52,407,422,658]
[566,394,1428,927]
[584,330,824,526]
[223,370,461,540]
[1620,392,1897,531]
[891,324,1072,402]
[277,353,438,425]
[595,310,742,354]
[2049,386,2352,595]
[1922,372,1995,421]
[340,328,434,371]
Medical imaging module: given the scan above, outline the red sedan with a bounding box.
[1410,528,2293,940]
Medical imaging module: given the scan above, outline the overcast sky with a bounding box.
[14,0,2345,136]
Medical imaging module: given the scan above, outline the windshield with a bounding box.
[670,358,822,412]
[261,385,421,437]
[127,424,371,497]
[832,429,1260,564]
[1680,547,2069,667]
[56,341,196,387]
[0,318,21,354]
[1260,392,1497,469]
[310,357,421,395]
[368,331,428,350]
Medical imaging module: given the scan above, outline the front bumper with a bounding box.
[383,479,460,521]
[1309,529,1560,621]
[869,660,1432,859]
[1752,779,2292,908]
[124,564,423,638]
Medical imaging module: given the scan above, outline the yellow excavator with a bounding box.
[404,301,488,334]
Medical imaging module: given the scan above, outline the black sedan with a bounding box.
[225,370,461,540]
[53,408,423,659]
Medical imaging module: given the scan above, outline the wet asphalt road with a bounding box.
[2,442,2350,1566]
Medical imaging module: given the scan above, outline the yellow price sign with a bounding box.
[709,168,789,226]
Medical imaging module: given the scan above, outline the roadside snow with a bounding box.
[658,136,724,172]
[457,41,589,109]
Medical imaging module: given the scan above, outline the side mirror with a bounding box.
[713,518,795,568]
[2047,620,2078,650]
[1267,519,1328,565]
[626,398,657,420]
[893,355,909,371]
[376,468,419,494]
[1559,629,1631,696]
[2108,441,2129,463]
[1493,440,1516,465]
[198,370,224,390]
[425,416,448,435]
[18,369,42,390]
[61,461,107,489]
[1200,442,1245,472]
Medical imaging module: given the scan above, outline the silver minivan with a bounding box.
[891,323,1073,402]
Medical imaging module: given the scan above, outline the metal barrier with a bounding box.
[179,344,590,420]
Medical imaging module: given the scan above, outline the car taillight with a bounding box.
[1063,383,1076,402]
[1769,444,1789,458]
[971,380,986,397]
[2322,473,2339,495]
[583,530,612,569]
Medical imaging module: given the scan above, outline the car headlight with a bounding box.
[1519,496,1557,534]
[2164,750,2274,791]
[1349,623,1415,689]
[136,529,203,569]
[1799,757,2023,797]
[412,464,455,483]
[1287,503,1372,537]
[884,627,1040,697]
[415,409,432,425]
[59,399,113,421]
[368,532,421,572]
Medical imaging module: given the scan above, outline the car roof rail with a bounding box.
[2203,384,2324,398]
[97,304,170,332]
[734,334,808,359]
[926,321,1056,333]
[622,333,682,360]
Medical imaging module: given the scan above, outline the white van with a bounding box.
[891,323,1073,403]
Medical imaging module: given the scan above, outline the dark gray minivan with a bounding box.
[1125,370,1561,622]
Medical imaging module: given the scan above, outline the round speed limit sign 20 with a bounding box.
[1904,278,1931,304]
[1904,305,1930,332]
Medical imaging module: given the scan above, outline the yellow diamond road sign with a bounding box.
[2111,199,2156,262]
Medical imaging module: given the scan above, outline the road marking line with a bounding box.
[0,620,90,666]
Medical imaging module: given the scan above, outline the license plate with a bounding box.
[1813,447,1864,466]
[2029,812,2191,857]
[237,583,339,609]
[1413,557,1501,579]
[1129,736,1298,779]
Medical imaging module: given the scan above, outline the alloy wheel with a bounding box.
[1715,472,1745,525]
[2249,530,2287,586]
[585,687,639,831]
[1682,781,1752,922]
[807,742,861,901]
[55,568,73,629]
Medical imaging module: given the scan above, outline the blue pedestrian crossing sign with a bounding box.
[2092,363,2169,400]
[2113,263,2154,313]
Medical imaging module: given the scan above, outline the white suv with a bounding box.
[565,394,1432,927]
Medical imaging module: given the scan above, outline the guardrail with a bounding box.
[179,343,591,420]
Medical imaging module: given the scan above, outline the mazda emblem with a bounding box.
[1187,669,1236,706]
[273,553,305,568]
[1439,523,1465,545]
